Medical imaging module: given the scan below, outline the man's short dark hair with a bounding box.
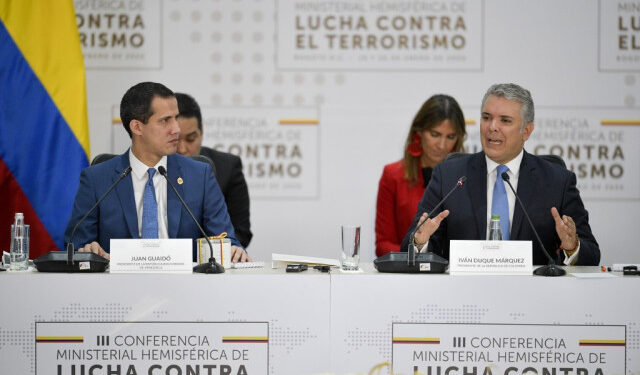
[120,82,175,138]
[175,93,203,132]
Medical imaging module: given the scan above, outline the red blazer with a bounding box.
[375,161,426,257]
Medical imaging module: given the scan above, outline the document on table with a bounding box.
[271,253,340,269]
[570,272,619,278]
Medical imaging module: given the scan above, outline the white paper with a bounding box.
[271,253,340,269]
[571,272,619,278]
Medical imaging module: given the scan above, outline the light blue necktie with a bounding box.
[141,168,158,238]
[491,165,510,240]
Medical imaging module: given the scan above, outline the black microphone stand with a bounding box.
[158,166,224,274]
[34,166,133,272]
[501,172,565,277]
[408,176,467,265]
[374,176,466,274]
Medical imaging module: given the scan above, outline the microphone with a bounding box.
[408,176,467,264]
[157,166,224,274]
[501,172,565,277]
[374,175,467,274]
[34,166,133,272]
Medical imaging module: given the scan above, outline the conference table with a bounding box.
[1,264,638,374]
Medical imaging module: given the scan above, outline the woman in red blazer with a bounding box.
[375,95,467,257]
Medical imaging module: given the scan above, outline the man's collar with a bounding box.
[485,149,524,177]
[128,149,167,180]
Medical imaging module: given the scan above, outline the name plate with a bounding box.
[449,240,533,275]
[110,239,192,273]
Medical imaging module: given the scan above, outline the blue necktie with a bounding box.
[491,165,510,240]
[141,168,158,238]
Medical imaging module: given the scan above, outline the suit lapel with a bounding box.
[167,155,184,238]
[511,151,535,240]
[468,153,488,239]
[114,152,138,238]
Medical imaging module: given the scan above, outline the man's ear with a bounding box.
[522,121,534,141]
[129,119,144,136]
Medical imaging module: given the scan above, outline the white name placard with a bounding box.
[109,239,193,273]
[449,240,533,275]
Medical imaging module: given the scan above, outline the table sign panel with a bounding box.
[36,321,268,375]
[110,239,192,273]
[392,323,625,375]
[449,240,533,275]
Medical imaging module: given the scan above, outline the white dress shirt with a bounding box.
[129,150,169,239]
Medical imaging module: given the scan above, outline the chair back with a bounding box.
[443,152,466,162]
[537,154,566,168]
[91,153,116,166]
[91,153,217,175]
[443,152,566,169]
[189,154,217,176]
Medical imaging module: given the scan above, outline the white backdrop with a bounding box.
[80,0,640,265]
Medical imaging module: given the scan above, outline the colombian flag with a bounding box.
[0,1,89,257]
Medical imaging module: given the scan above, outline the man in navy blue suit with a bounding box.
[401,83,600,266]
[65,82,250,262]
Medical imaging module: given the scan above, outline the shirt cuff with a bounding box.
[562,240,581,266]
[413,241,429,253]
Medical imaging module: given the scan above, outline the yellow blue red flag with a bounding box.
[0,1,90,257]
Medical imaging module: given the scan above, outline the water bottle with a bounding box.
[10,212,29,271]
[488,214,503,241]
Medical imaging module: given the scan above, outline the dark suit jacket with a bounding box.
[400,151,600,266]
[200,146,252,248]
[64,151,241,261]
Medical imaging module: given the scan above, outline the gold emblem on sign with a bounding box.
[177,177,184,185]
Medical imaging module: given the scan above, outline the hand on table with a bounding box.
[231,246,251,262]
[78,241,110,260]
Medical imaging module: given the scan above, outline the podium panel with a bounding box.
[0,270,330,375]
[330,265,640,373]
[2,266,639,374]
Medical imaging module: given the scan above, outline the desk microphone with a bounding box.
[33,166,132,272]
[157,166,224,274]
[501,172,565,277]
[408,176,466,264]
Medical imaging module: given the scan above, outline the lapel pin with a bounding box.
[177,177,184,185]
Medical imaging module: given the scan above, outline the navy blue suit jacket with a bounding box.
[64,152,240,261]
[400,151,600,266]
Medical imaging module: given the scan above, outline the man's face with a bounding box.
[177,116,203,156]
[130,96,180,160]
[480,95,533,165]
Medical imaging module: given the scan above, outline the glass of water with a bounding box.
[341,225,360,270]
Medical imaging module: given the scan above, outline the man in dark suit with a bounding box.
[66,82,250,262]
[174,93,252,248]
[401,83,600,266]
